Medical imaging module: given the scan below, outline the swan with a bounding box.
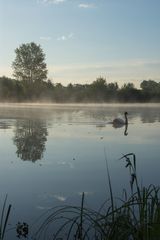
[112,112,128,128]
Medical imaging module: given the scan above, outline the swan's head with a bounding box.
[124,112,128,116]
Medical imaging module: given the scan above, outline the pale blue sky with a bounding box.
[0,0,160,86]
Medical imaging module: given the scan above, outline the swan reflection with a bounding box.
[112,122,129,136]
[112,112,128,128]
[112,112,129,136]
[124,124,128,136]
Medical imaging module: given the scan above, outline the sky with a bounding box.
[0,0,160,87]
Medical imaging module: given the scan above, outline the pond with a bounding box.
[0,103,160,239]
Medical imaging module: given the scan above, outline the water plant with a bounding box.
[120,153,160,240]
[31,153,160,240]
[0,195,11,240]
[1,154,159,239]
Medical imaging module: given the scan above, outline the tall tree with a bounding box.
[12,42,47,82]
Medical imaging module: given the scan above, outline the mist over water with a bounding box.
[0,103,160,239]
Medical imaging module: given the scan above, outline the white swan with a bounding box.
[112,112,128,128]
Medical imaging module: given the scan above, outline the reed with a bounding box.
[120,153,160,240]
[1,154,159,239]
[0,195,11,240]
[31,153,160,240]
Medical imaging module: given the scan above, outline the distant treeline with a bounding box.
[0,76,160,103]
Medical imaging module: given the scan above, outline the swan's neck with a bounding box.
[125,115,128,125]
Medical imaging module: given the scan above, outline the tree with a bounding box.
[12,42,48,82]
[118,82,142,102]
[140,80,160,101]
[122,83,135,89]
[92,77,107,89]
[140,80,160,94]
[90,77,107,102]
[106,82,118,101]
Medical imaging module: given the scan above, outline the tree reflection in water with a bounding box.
[13,119,48,162]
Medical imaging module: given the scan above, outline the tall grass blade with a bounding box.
[1,204,11,239]
[0,195,8,238]
[0,195,12,240]
[104,148,114,222]
[79,192,85,240]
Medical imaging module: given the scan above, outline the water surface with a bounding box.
[0,103,160,238]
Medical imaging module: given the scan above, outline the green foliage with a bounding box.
[0,76,24,101]
[12,42,47,82]
[1,75,160,102]
[118,83,142,102]
[140,80,160,101]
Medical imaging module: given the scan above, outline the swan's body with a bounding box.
[112,112,128,128]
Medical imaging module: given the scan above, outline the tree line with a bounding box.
[0,42,160,103]
[1,76,160,102]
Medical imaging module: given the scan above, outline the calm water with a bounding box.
[0,103,160,238]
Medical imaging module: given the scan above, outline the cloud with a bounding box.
[78,3,95,9]
[40,0,66,4]
[57,32,74,41]
[40,36,51,41]
[57,36,67,41]
[68,32,74,38]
